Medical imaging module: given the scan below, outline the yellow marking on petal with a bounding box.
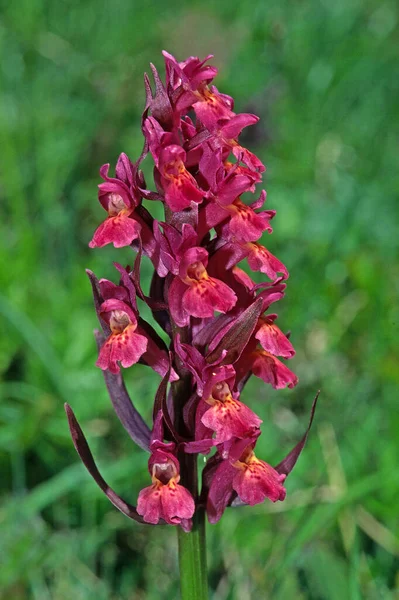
[107,193,130,217]
[185,261,209,281]
[151,460,180,487]
[109,310,131,333]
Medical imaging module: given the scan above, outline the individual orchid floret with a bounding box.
[199,145,260,205]
[203,192,275,244]
[143,116,177,163]
[185,115,265,174]
[236,346,298,390]
[156,145,204,212]
[223,159,262,191]
[205,435,286,524]
[218,240,289,281]
[226,195,275,242]
[204,114,266,173]
[89,268,178,381]
[231,268,287,310]
[245,242,288,279]
[172,348,262,445]
[137,446,195,525]
[162,51,218,114]
[174,337,239,401]
[89,154,142,249]
[251,350,298,389]
[228,139,266,174]
[175,54,218,89]
[168,246,237,326]
[199,379,262,444]
[96,298,148,374]
[174,345,244,449]
[137,412,195,526]
[255,314,296,358]
[231,445,287,505]
[192,85,236,131]
[153,222,198,277]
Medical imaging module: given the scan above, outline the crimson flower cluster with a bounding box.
[66,52,317,530]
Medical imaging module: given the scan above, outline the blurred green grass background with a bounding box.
[1,0,398,598]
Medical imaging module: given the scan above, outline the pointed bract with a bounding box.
[65,404,145,523]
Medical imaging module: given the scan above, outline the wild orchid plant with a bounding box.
[65,51,317,599]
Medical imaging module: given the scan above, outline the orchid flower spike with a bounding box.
[66,51,318,531]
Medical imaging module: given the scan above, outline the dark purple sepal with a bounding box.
[182,390,199,435]
[113,262,138,311]
[149,409,176,454]
[152,364,170,423]
[115,244,145,303]
[152,356,185,443]
[192,312,233,353]
[127,257,168,311]
[202,456,237,524]
[181,438,215,454]
[168,203,199,233]
[86,269,111,336]
[179,518,193,533]
[64,403,146,523]
[275,391,320,475]
[149,271,171,335]
[185,129,213,152]
[136,317,178,381]
[145,63,174,129]
[206,297,264,365]
[236,370,252,394]
[94,330,151,451]
[136,140,149,171]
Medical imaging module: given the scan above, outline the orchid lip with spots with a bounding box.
[65,51,318,534]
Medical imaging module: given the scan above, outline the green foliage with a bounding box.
[1,0,398,597]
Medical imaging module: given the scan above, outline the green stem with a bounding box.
[178,506,208,600]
